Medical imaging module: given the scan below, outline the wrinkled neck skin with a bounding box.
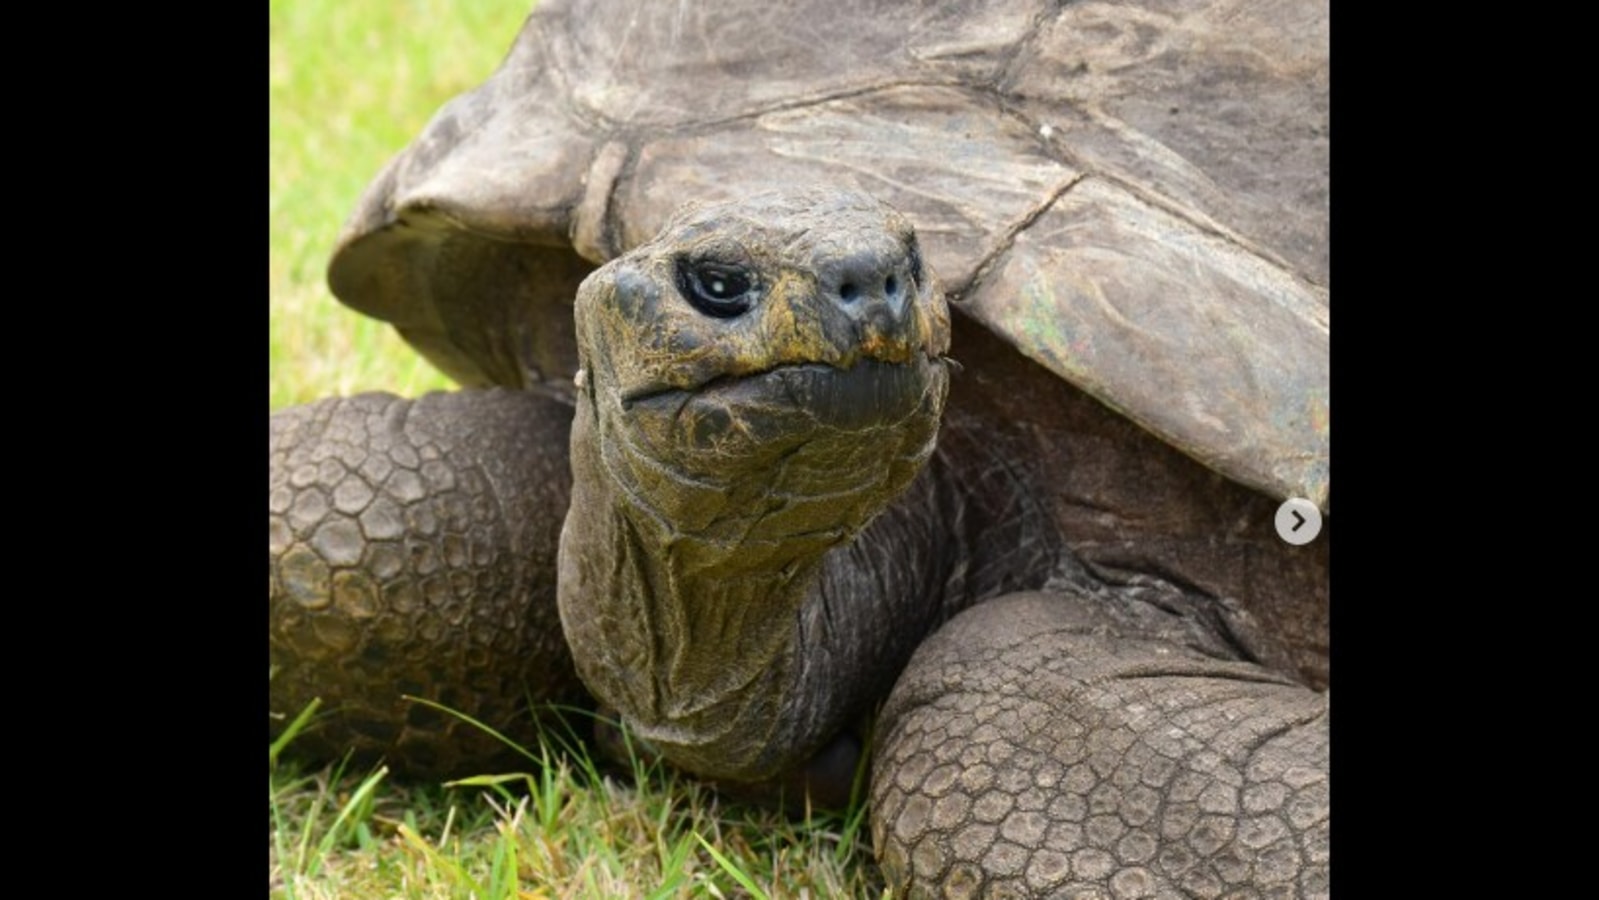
[556,367,969,783]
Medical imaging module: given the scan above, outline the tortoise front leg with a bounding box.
[872,592,1329,898]
[269,389,587,777]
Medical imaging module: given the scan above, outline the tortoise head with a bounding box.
[569,187,951,569]
[556,191,950,778]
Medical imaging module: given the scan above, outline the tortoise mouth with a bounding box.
[620,356,947,435]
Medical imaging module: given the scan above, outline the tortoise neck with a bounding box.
[555,394,916,780]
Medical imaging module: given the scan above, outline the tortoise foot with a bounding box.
[873,593,1328,898]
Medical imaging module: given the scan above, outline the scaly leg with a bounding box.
[873,592,1328,898]
[269,389,586,777]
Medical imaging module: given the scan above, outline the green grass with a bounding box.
[269,706,884,899]
[269,3,886,895]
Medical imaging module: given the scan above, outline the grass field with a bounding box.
[269,706,880,898]
[269,2,886,896]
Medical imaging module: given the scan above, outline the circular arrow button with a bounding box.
[1274,497,1323,545]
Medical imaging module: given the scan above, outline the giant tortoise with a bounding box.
[270,0,1329,895]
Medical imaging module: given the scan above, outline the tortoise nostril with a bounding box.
[884,274,898,296]
[840,282,860,302]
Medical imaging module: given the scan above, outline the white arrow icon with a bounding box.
[1275,498,1322,545]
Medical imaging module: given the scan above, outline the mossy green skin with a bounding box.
[557,191,952,783]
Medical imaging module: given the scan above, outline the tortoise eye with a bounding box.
[676,259,757,318]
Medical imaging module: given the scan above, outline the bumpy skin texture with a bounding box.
[872,594,1328,899]
[269,390,585,776]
